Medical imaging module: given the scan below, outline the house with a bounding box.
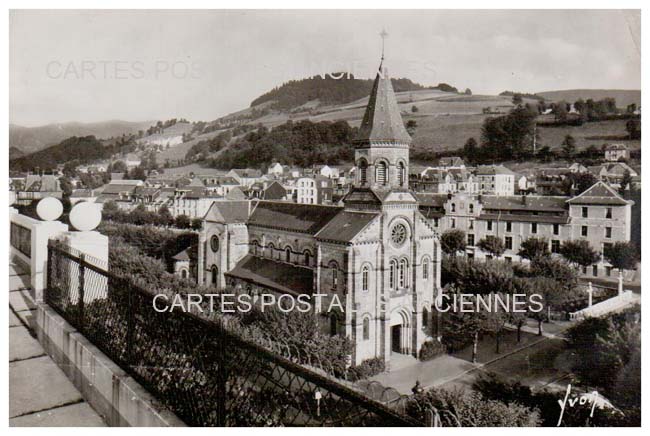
[604,144,629,162]
[15,174,63,205]
[124,153,142,169]
[96,179,144,208]
[475,165,515,196]
[69,189,98,205]
[227,168,263,187]
[438,156,465,169]
[267,162,284,176]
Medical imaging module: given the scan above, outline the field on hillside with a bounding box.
[156,128,229,163]
[537,119,639,151]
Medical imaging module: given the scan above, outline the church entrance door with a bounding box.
[391,325,402,353]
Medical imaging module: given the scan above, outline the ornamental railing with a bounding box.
[45,240,420,427]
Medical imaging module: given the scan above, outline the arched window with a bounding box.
[469,204,474,214]
[362,265,369,291]
[211,265,218,286]
[397,162,406,187]
[251,240,259,255]
[181,269,188,279]
[422,258,429,280]
[358,160,368,185]
[363,317,370,340]
[422,307,429,328]
[267,243,275,258]
[389,259,397,289]
[304,250,311,266]
[376,161,387,186]
[285,246,291,263]
[451,203,456,212]
[330,314,338,336]
[399,259,408,288]
[330,261,339,289]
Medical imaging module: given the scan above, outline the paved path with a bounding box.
[9,260,106,427]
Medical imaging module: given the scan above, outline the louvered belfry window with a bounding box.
[376,161,387,185]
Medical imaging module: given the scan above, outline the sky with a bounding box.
[10,9,641,127]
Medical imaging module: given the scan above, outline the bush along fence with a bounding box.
[45,240,420,427]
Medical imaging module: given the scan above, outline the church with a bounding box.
[197,57,442,366]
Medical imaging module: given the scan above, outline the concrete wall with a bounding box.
[35,303,185,427]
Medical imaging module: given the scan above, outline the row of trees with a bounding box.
[440,230,638,274]
[441,255,578,360]
[102,201,202,230]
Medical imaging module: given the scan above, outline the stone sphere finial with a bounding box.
[70,202,102,231]
[36,197,63,221]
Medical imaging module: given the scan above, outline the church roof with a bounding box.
[566,181,630,206]
[354,64,411,144]
[315,211,379,243]
[248,201,343,234]
[204,200,253,223]
[225,255,314,296]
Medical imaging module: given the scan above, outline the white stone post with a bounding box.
[587,282,593,307]
[32,220,69,300]
[618,270,624,296]
[63,202,109,304]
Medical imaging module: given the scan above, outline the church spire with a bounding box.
[354,32,411,146]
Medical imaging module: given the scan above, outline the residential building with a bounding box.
[475,165,515,196]
[418,181,633,278]
[604,143,629,162]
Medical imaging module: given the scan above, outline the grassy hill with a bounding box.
[536,89,640,107]
[10,120,152,155]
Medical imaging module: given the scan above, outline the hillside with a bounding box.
[9,146,24,160]
[250,74,456,111]
[9,120,153,155]
[10,135,120,172]
[536,89,640,107]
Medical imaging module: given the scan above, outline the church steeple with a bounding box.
[351,35,411,192]
[354,62,412,146]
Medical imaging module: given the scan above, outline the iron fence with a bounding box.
[11,222,31,258]
[45,240,421,427]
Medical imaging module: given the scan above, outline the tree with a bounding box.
[625,119,641,140]
[110,160,127,173]
[604,241,639,293]
[513,237,547,261]
[561,134,576,158]
[526,276,567,335]
[559,240,600,269]
[552,101,568,122]
[477,236,505,259]
[512,93,523,106]
[619,170,633,194]
[440,230,467,257]
[175,214,191,229]
[190,218,203,230]
[406,387,540,427]
[405,119,417,135]
[158,205,174,227]
[567,172,598,195]
[464,88,472,95]
[463,137,478,163]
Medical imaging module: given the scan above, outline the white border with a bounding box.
[1,2,646,434]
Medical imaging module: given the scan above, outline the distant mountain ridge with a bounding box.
[10,120,153,155]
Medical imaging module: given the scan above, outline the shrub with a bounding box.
[347,357,386,381]
[419,340,447,361]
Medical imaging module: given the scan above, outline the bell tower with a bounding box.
[352,40,411,192]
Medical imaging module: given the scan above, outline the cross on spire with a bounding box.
[379,29,388,61]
